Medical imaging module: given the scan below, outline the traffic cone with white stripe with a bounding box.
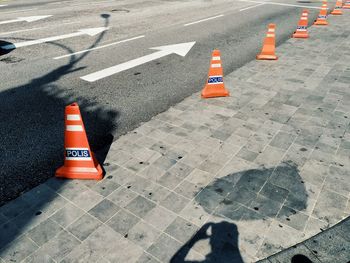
[293,10,309,38]
[314,2,328,25]
[201,50,229,98]
[343,0,350,9]
[331,0,343,14]
[256,24,278,60]
[55,103,103,180]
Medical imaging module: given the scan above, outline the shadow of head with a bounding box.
[171,221,244,263]
[0,40,15,56]
[196,161,308,220]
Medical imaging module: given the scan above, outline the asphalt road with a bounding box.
[0,0,332,205]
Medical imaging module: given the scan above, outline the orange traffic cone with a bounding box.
[331,0,343,14]
[314,2,328,25]
[293,10,309,38]
[56,103,103,180]
[342,0,350,8]
[201,50,229,98]
[256,24,278,60]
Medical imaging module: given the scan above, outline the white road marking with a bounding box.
[0,21,78,36]
[0,8,37,14]
[53,35,145,60]
[80,41,196,82]
[184,14,224,27]
[239,0,323,9]
[0,27,108,50]
[240,3,265,11]
[0,5,8,7]
[0,15,52,25]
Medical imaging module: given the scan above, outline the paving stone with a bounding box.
[157,172,184,190]
[0,221,20,250]
[174,180,202,199]
[37,230,80,262]
[107,186,138,208]
[22,249,55,263]
[236,147,259,162]
[147,233,183,262]
[180,201,212,226]
[160,191,190,214]
[276,206,309,232]
[103,236,144,263]
[106,209,140,236]
[90,179,121,197]
[0,235,38,262]
[27,218,63,246]
[249,194,284,218]
[70,189,104,211]
[88,199,120,223]
[136,253,160,263]
[61,224,122,263]
[312,189,348,224]
[260,182,289,204]
[49,202,85,228]
[128,221,161,250]
[165,217,200,244]
[125,195,156,218]
[143,206,176,231]
[67,213,102,242]
[269,132,296,150]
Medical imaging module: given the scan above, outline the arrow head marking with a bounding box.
[78,27,109,36]
[150,41,196,57]
[19,15,53,22]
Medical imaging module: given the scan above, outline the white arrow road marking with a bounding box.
[0,15,52,25]
[80,41,196,82]
[239,0,324,9]
[0,27,108,50]
[54,35,145,60]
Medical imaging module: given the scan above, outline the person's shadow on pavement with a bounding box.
[170,221,244,263]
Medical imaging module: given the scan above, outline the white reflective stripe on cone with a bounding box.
[211,63,222,68]
[266,33,274,37]
[268,28,275,32]
[67,114,81,121]
[66,125,83,131]
[212,56,221,61]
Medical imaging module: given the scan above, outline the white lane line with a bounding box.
[0,8,37,14]
[0,5,8,7]
[0,21,78,36]
[53,35,145,60]
[240,3,265,11]
[184,14,224,27]
[239,0,323,9]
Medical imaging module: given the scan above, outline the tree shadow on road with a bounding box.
[0,13,119,260]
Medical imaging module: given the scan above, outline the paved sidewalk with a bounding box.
[1,11,350,263]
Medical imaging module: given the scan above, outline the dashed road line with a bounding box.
[239,0,324,9]
[53,35,145,60]
[184,14,224,27]
[240,3,265,11]
[0,21,79,36]
[0,8,37,14]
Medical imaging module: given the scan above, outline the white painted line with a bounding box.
[0,8,37,14]
[239,0,324,9]
[0,5,8,7]
[240,3,265,11]
[184,14,224,27]
[1,27,108,50]
[0,21,78,36]
[53,35,145,60]
[0,15,52,25]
